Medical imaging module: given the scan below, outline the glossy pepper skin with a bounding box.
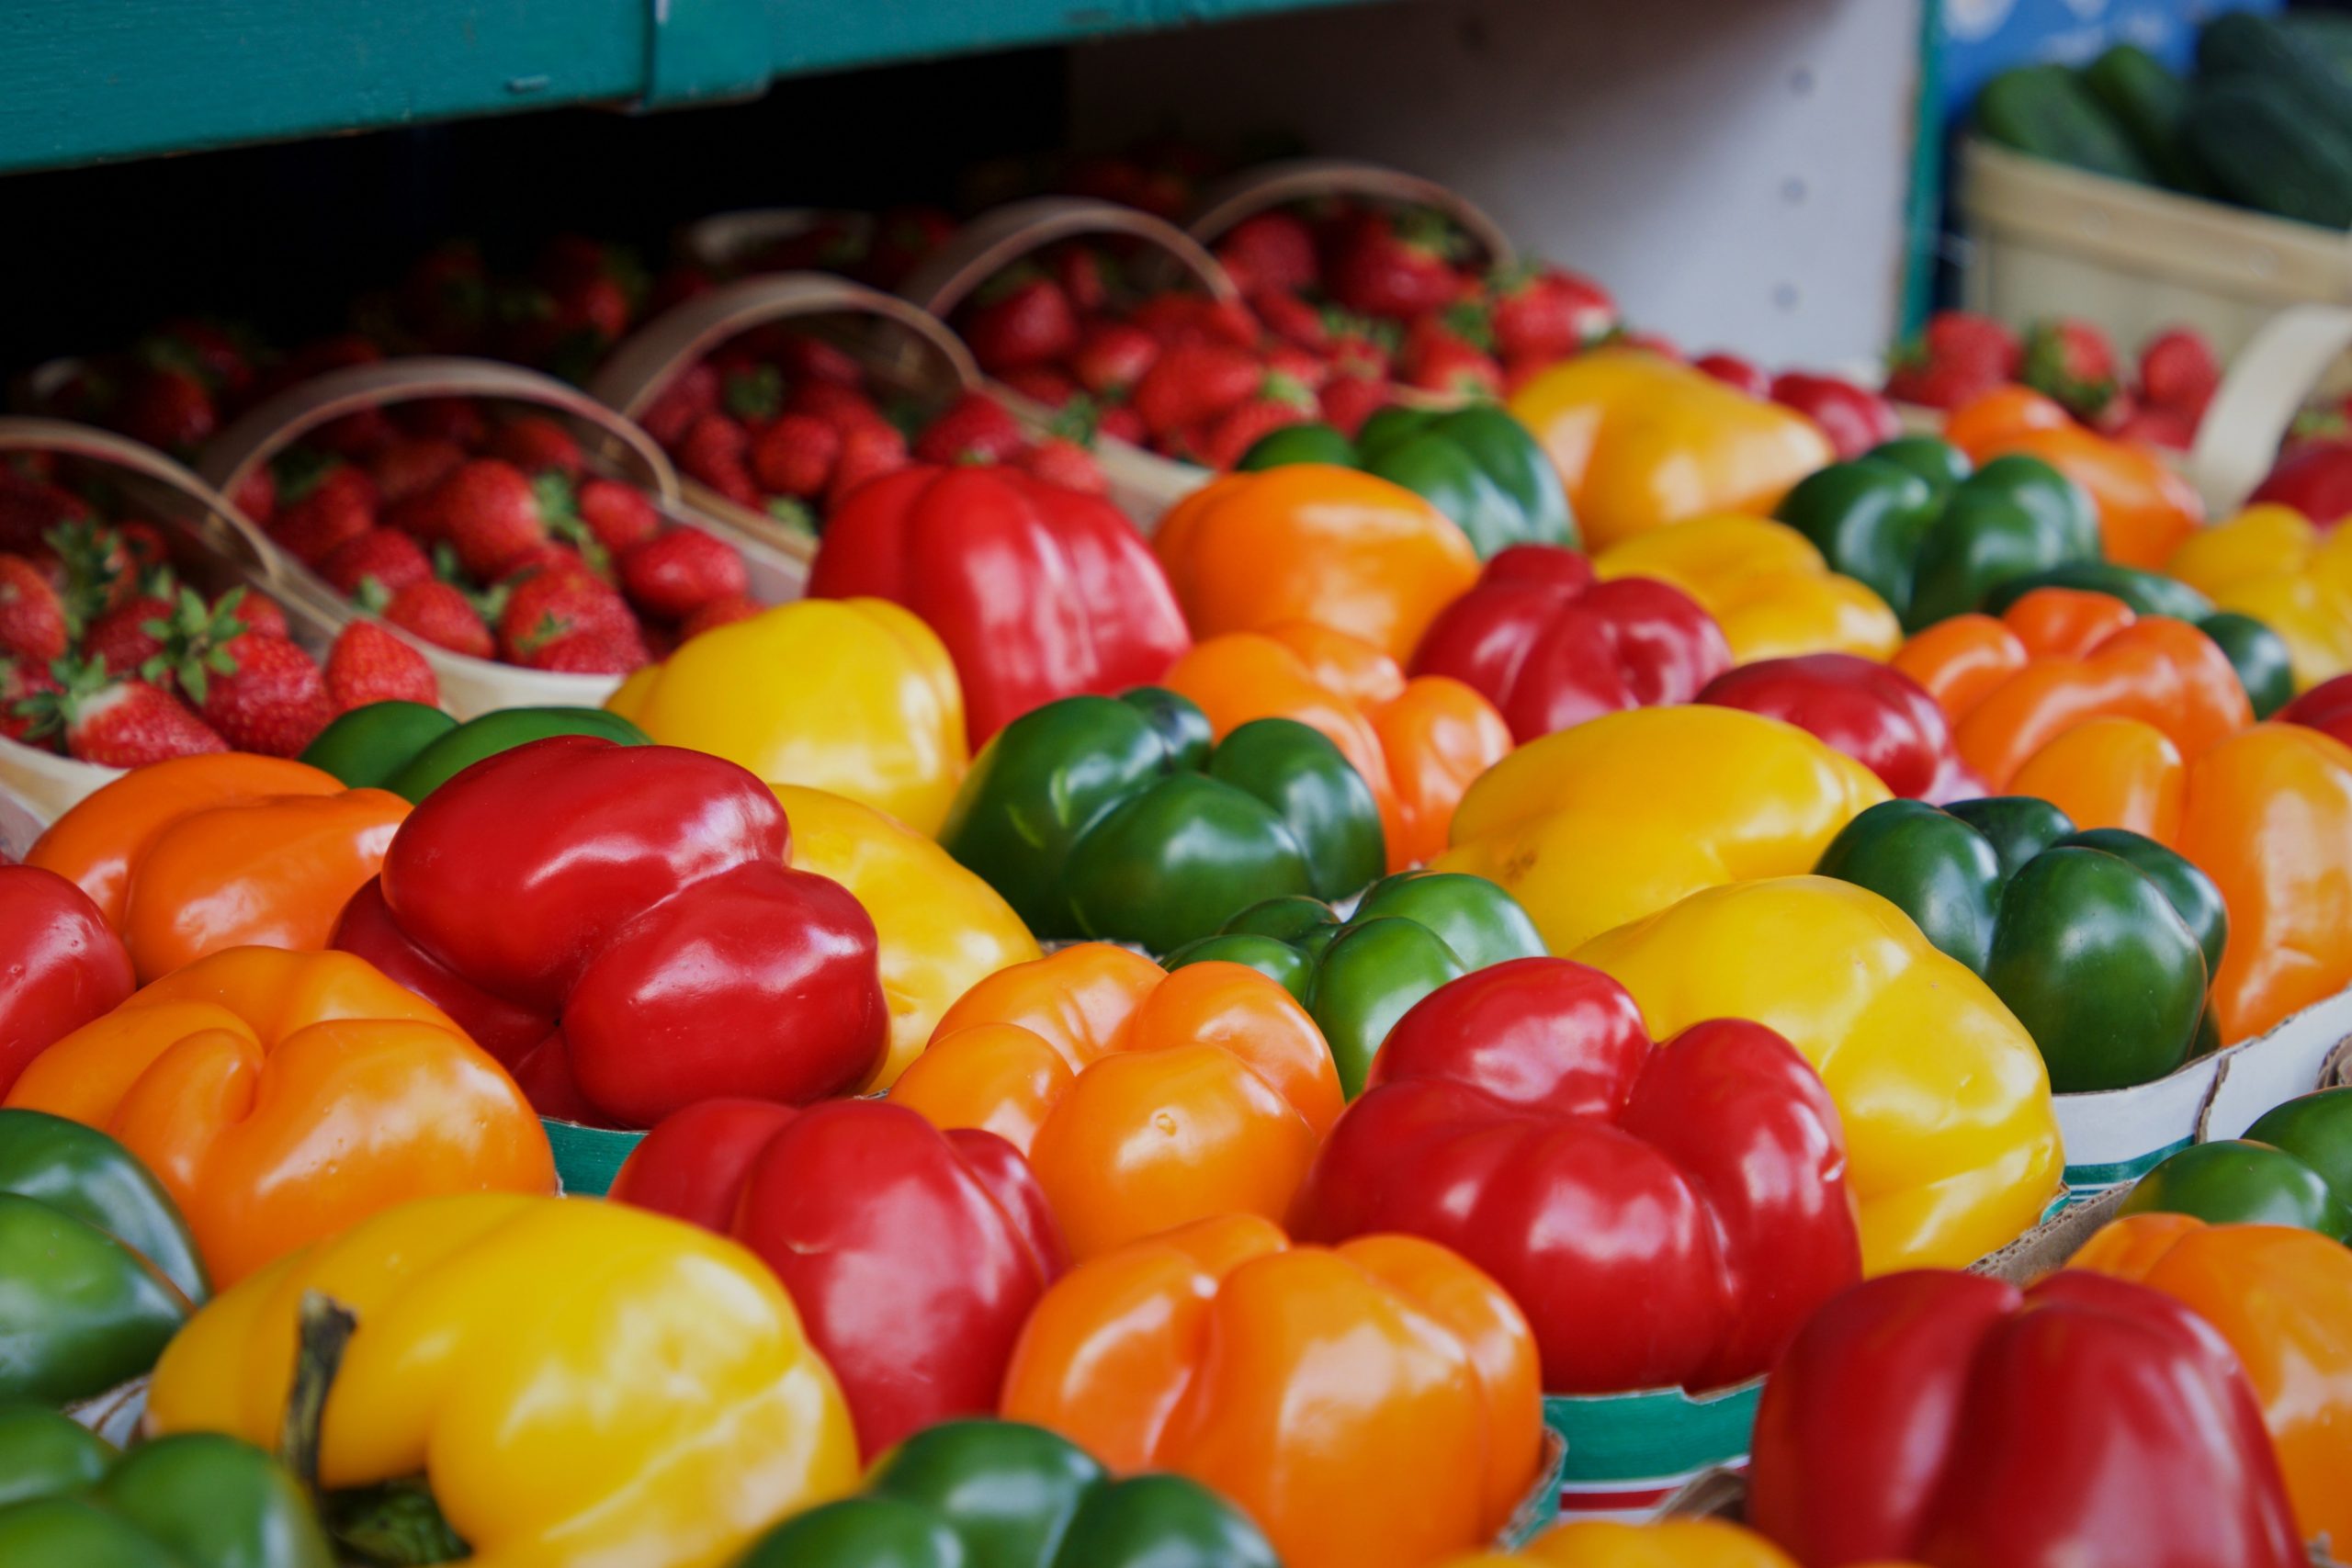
[2120,1089,2352,1236]
[1163,624,1512,870]
[0,864,133,1095]
[611,1097,1065,1460]
[2074,1213,2352,1548]
[333,736,888,1128]
[607,597,968,835]
[5,946,554,1285]
[732,1418,1279,1568]
[1506,349,1833,549]
[2280,669,2352,747]
[1978,563,2296,717]
[1438,705,1890,953]
[1001,1213,1545,1568]
[0,1402,332,1568]
[1947,383,2206,566]
[301,701,650,799]
[892,947,1342,1259]
[1591,515,1903,664]
[1815,796,2222,1091]
[1164,870,1547,1096]
[0,1108,206,1405]
[1773,434,2100,631]
[2168,504,2352,692]
[1891,588,2252,790]
[1298,957,1860,1394]
[1698,654,1977,801]
[1770,372,1903,461]
[809,465,1192,746]
[1411,545,1733,743]
[936,688,1384,955]
[1153,464,1482,662]
[2252,434,2352,525]
[1238,404,1577,558]
[149,1193,858,1568]
[1436,1517,1849,1568]
[28,753,408,983]
[1573,875,2062,1269]
[772,783,1037,1092]
[1747,1269,2303,1568]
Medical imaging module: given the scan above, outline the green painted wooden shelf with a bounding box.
[0,0,1383,175]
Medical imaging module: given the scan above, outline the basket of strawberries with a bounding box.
[673,206,956,293]
[198,356,797,718]
[0,416,420,818]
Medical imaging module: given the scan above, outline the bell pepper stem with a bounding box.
[282,1289,356,1491]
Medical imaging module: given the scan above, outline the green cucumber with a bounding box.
[2082,45,2216,195]
[1978,64,2154,183]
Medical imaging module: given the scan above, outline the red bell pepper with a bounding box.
[2251,436,2352,528]
[808,465,1193,745]
[2279,671,2352,749]
[1770,372,1902,462]
[1698,652,1982,801]
[1409,545,1732,743]
[0,864,134,1096]
[1749,1269,2304,1568]
[609,1096,1064,1458]
[333,735,887,1128]
[1294,956,1860,1394]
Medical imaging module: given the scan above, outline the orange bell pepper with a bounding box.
[1152,465,1482,662]
[28,753,408,982]
[1162,624,1513,868]
[1000,1212,1544,1568]
[890,947,1342,1258]
[3,945,554,1284]
[2010,716,2189,841]
[2073,1214,2352,1548]
[1891,589,2250,789]
[1945,386,2205,567]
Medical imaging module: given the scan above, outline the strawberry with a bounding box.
[271,464,379,566]
[0,479,92,557]
[619,530,750,621]
[1915,311,2021,379]
[322,528,433,602]
[1071,321,1161,399]
[325,621,439,710]
[2023,317,2119,417]
[785,380,886,434]
[1694,352,1771,400]
[828,423,910,508]
[139,587,254,700]
[2138,327,2220,416]
[680,593,762,642]
[398,397,490,446]
[424,460,552,580]
[1327,209,1464,321]
[1251,290,1331,355]
[1134,344,1261,438]
[0,556,67,663]
[1318,374,1393,437]
[640,362,720,447]
[366,436,469,507]
[113,522,169,579]
[1001,367,1080,408]
[232,592,288,642]
[1490,266,1617,363]
[397,240,491,352]
[144,319,255,399]
[1197,378,1319,469]
[677,413,759,506]
[384,581,492,660]
[231,468,277,527]
[307,407,399,459]
[866,206,956,290]
[773,333,865,388]
[576,478,662,555]
[1127,293,1259,350]
[752,415,841,498]
[1884,355,2005,412]
[913,394,1028,466]
[521,626,650,675]
[195,634,334,755]
[19,659,225,766]
[485,414,585,479]
[1263,344,1329,391]
[2107,400,2199,452]
[1398,321,1502,399]
[82,592,174,678]
[114,367,218,456]
[1216,212,1318,298]
[0,656,60,743]
[499,563,638,660]
[960,273,1081,374]
[1016,438,1110,495]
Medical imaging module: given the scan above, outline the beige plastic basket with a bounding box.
[0,417,343,820]
[1185,155,1518,272]
[589,274,979,565]
[2186,302,2352,516]
[199,356,787,719]
[1958,137,2352,366]
[899,196,1238,529]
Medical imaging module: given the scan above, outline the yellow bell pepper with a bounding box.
[1594,515,1903,663]
[1436,1517,1829,1567]
[608,600,968,836]
[149,1192,857,1568]
[1506,350,1835,551]
[2165,506,2352,692]
[1571,875,2062,1271]
[1436,705,1890,953]
[772,783,1039,1091]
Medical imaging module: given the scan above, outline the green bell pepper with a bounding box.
[1814,796,2223,1092]
[2196,611,2296,720]
[1774,437,2100,631]
[732,1418,1277,1568]
[0,1110,207,1406]
[1163,870,1545,1096]
[299,703,652,801]
[1976,565,2297,718]
[2120,1087,2352,1237]
[0,1401,333,1568]
[939,689,1385,954]
[1238,405,1576,558]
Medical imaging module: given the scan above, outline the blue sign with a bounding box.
[1940,0,2281,116]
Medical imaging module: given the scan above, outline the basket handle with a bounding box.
[674,208,869,276]
[1186,157,1518,270]
[199,355,684,512]
[588,273,978,419]
[0,415,290,591]
[2186,304,2352,517]
[899,196,1240,318]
